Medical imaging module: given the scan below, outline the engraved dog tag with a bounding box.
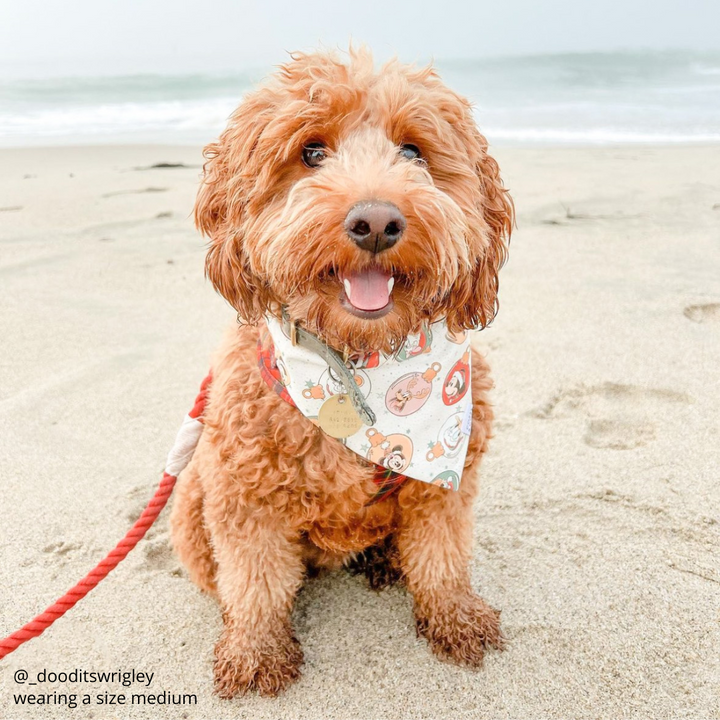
[318,394,362,438]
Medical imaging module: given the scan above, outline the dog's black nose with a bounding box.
[344,201,406,253]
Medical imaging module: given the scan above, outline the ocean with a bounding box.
[1,51,719,147]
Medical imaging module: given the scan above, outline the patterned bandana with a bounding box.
[264,317,474,491]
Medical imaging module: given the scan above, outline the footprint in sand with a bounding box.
[42,539,82,556]
[124,482,173,545]
[141,534,180,574]
[684,303,720,324]
[123,483,161,529]
[532,382,693,450]
[40,540,84,567]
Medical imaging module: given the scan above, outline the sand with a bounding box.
[0,144,718,720]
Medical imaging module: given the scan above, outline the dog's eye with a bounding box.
[399,144,422,161]
[302,142,327,168]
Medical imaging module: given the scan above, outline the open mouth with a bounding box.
[339,267,395,319]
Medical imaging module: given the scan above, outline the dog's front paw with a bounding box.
[213,625,303,698]
[415,592,503,667]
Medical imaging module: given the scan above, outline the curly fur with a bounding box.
[347,534,404,590]
[170,47,512,698]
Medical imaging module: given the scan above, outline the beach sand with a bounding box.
[0,144,718,719]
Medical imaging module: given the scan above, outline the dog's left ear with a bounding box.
[440,115,514,333]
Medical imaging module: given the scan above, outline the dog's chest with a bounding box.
[306,501,396,555]
[298,432,398,554]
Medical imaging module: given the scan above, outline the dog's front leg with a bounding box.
[397,482,503,666]
[206,501,305,698]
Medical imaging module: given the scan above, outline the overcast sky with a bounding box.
[1,0,718,77]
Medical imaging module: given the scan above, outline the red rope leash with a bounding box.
[0,375,212,661]
[0,364,404,660]
[0,474,177,660]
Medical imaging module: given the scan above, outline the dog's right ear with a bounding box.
[195,94,274,323]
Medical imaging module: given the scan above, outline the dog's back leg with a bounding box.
[346,534,404,590]
[170,462,217,596]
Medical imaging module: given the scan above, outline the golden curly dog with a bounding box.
[170,47,513,698]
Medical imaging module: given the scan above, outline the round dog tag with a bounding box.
[318,394,362,438]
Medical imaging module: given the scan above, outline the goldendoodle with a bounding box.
[170,47,513,698]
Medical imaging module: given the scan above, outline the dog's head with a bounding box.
[197,48,513,354]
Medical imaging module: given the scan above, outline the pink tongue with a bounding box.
[343,268,392,311]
